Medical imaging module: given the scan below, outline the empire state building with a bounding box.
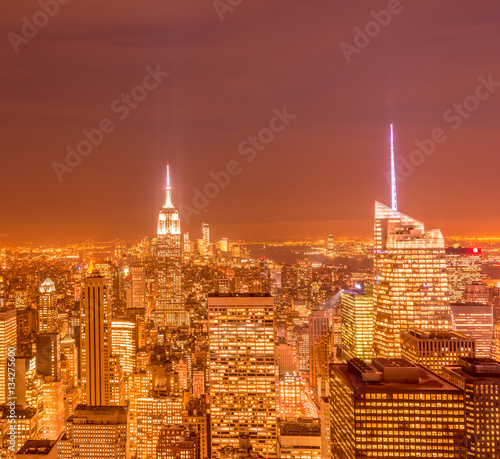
[155,164,186,328]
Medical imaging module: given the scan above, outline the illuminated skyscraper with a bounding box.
[401,329,475,375]
[450,303,494,358]
[62,405,129,459]
[0,308,16,404]
[446,247,483,302]
[373,201,451,357]
[208,293,277,458]
[80,264,112,406]
[60,334,80,418]
[183,232,191,254]
[157,425,199,459]
[36,333,61,381]
[130,266,146,309]
[40,380,64,440]
[0,275,4,308]
[136,393,183,459]
[309,310,329,392]
[442,358,500,459]
[111,319,135,376]
[340,284,374,362]
[156,164,185,328]
[278,419,321,459]
[202,222,210,257]
[38,278,57,334]
[330,358,466,458]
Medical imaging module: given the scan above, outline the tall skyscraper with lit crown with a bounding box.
[156,164,185,328]
[373,202,451,357]
[38,278,57,334]
[373,126,451,357]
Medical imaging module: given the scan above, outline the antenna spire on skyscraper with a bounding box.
[164,162,174,208]
[390,123,398,211]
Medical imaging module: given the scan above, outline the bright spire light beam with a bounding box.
[390,123,398,211]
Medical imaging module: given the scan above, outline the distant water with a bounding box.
[244,244,372,269]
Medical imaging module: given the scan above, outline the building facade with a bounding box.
[373,202,451,358]
[208,293,277,458]
[330,358,466,458]
[401,329,475,375]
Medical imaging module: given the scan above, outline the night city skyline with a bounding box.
[3,2,500,244]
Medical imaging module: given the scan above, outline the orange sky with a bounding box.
[2,1,500,244]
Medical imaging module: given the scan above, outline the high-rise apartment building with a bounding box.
[156,164,185,328]
[62,405,129,459]
[442,358,500,459]
[202,222,210,258]
[136,393,183,459]
[36,333,61,381]
[157,424,199,459]
[40,380,64,440]
[111,319,135,376]
[340,284,374,361]
[446,247,483,303]
[130,266,146,309]
[401,329,475,375]
[278,419,321,459]
[309,310,329,392]
[330,358,466,458]
[80,265,112,406]
[464,283,488,305]
[38,278,57,334]
[320,397,331,459]
[0,275,4,308]
[0,308,16,404]
[208,293,277,458]
[450,303,494,357]
[373,202,451,358]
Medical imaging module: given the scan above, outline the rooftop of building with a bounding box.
[449,303,493,314]
[0,307,16,317]
[444,357,500,379]
[1,407,35,420]
[69,404,128,423]
[208,293,272,298]
[16,440,57,456]
[403,329,473,341]
[331,359,461,393]
[279,419,321,437]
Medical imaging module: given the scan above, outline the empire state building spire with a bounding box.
[164,162,174,209]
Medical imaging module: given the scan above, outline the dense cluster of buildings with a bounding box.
[1,164,500,458]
